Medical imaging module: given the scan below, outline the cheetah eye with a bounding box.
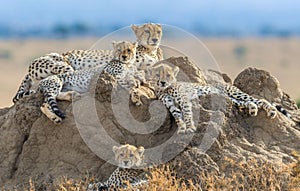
[130,154,134,157]
[120,153,124,157]
[156,73,160,77]
[157,31,161,34]
[145,30,150,33]
[166,74,171,77]
[127,49,131,52]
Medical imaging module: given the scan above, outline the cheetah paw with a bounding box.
[130,89,143,106]
[51,116,63,124]
[186,125,196,134]
[176,120,187,134]
[177,127,187,134]
[131,96,143,106]
[13,90,36,103]
[134,100,143,106]
[40,103,63,124]
[267,108,277,119]
[247,102,258,116]
[12,96,20,103]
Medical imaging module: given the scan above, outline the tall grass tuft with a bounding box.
[4,157,300,191]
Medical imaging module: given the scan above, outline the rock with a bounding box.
[0,100,105,188]
[0,57,299,188]
[156,56,207,85]
[234,67,283,101]
[234,67,299,123]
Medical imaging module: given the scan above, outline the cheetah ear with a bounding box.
[149,64,160,76]
[152,64,163,70]
[112,41,117,48]
[137,146,145,157]
[157,24,162,29]
[133,42,138,48]
[112,146,119,154]
[131,24,139,33]
[173,66,179,77]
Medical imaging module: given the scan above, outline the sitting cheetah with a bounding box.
[88,144,148,191]
[39,41,141,124]
[150,63,281,134]
[13,23,163,103]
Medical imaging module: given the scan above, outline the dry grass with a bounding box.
[7,176,92,191]
[6,156,300,191]
[132,158,298,191]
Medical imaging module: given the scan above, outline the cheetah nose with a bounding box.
[152,38,158,43]
[122,55,127,59]
[124,161,129,165]
[160,81,166,86]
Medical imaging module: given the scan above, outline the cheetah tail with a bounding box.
[273,104,291,118]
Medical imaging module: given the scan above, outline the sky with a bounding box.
[0,0,299,37]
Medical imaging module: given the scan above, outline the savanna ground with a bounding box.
[0,37,300,108]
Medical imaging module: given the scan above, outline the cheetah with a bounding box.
[39,41,141,124]
[150,63,282,134]
[88,144,148,191]
[13,23,163,103]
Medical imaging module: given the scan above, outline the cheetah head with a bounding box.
[150,63,179,90]
[131,23,162,49]
[113,144,145,168]
[112,41,138,64]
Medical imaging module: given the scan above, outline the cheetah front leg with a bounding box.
[161,95,186,134]
[176,95,196,134]
[224,85,276,118]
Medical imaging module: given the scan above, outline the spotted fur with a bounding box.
[39,41,140,124]
[13,23,163,103]
[88,144,147,191]
[13,53,74,103]
[151,64,282,134]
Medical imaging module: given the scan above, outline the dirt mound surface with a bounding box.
[0,57,299,189]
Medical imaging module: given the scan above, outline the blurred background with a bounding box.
[0,0,299,107]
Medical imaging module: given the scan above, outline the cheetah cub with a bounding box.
[39,41,140,124]
[88,144,147,191]
[150,63,279,134]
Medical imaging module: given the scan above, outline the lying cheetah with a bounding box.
[13,23,163,103]
[88,144,148,191]
[150,63,282,134]
[39,41,141,124]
